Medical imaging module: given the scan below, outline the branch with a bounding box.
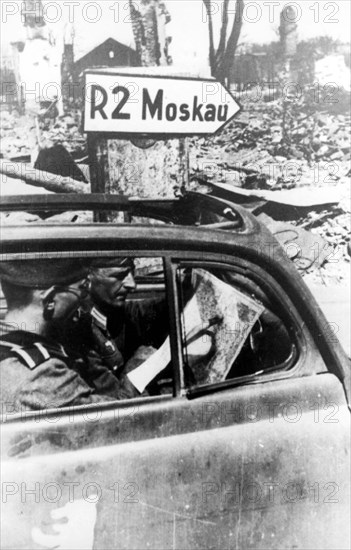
[0,160,88,194]
[203,0,215,73]
[219,0,244,80]
[215,0,229,67]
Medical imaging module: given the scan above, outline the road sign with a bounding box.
[83,71,240,136]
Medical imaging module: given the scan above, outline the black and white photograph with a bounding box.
[0,1,350,549]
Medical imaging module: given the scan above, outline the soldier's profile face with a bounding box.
[90,265,136,308]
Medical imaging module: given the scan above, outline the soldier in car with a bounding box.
[0,259,143,414]
[60,257,168,378]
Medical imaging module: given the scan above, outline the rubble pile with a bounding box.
[190,88,350,191]
[291,205,350,285]
[0,110,86,161]
[189,86,350,285]
[0,111,34,161]
[38,111,86,158]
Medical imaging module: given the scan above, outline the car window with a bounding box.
[0,254,298,417]
[176,264,294,391]
[0,255,173,418]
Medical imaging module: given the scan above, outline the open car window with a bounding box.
[176,264,295,392]
[0,250,310,419]
[0,255,173,419]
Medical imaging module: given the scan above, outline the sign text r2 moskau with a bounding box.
[84,71,240,136]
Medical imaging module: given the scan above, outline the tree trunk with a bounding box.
[219,0,244,83]
[106,0,188,200]
[205,0,244,84]
[0,160,87,194]
[130,0,160,66]
[203,1,215,70]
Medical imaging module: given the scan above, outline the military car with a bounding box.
[0,192,350,550]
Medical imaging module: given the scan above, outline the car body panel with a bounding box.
[1,374,350,549]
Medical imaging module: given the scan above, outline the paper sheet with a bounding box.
[127,336,171,394]
[127,296,201,393]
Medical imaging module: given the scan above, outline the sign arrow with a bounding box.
[83,70,240,136]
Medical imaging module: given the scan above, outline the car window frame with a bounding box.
[170,256,326,399]
[0,252,182,424]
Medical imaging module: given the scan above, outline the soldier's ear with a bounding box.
[41,286,56,302]
[41,286,57,320]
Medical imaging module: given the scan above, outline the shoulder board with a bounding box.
[0,339,68,370]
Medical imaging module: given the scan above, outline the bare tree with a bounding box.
[129,0,171,66]
[203,0,244,83]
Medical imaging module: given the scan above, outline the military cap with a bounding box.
[90,257,134,269]
[0,259,90,288]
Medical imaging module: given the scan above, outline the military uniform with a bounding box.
[0,321,140,416]
[0,258,164,415]
[53,296,168,379]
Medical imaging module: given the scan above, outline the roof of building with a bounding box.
[74,37,136,64]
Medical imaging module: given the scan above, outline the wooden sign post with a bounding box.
[84,69,240,205]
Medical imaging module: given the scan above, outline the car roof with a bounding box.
[0,191,288,261]
[0,191,242,224]
[0,191,289,270]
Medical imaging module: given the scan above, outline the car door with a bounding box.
[165,254,350,550]
[1,241,350,550]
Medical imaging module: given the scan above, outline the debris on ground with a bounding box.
[257,213,336,272]
[0,110,86,161]
[34,144,88,182]
[0,159,88,194]
[189,80,350,287]
[190,99,350,191]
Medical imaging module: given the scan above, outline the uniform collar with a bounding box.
[90,306,108,330]
[0,319,36,338]
[0,321,68,356]
[0,320,20,336]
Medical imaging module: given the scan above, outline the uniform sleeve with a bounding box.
[83,350,141,400]
[15,357,119,411]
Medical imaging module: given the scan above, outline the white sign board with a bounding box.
[83,71,240,136]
